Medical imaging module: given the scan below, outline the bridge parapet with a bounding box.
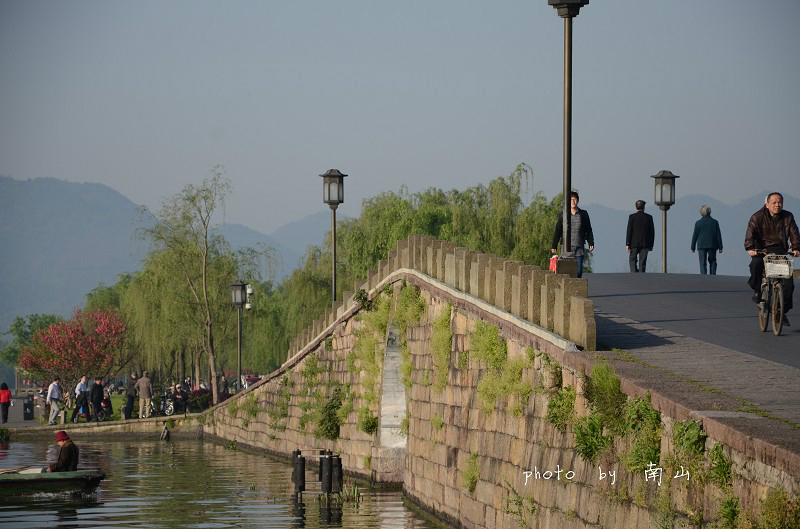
[284,234,595,366]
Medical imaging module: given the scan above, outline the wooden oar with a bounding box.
[0,466,31,475]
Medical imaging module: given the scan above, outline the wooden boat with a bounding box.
[0,468,105,496]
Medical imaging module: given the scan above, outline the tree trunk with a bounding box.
[206,319,219,405]
[194,350,201,391]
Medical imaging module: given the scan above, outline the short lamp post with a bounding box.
[230,279,249,392]
[651,170,679,273]
[548,0,589,277]
[320,169,347,308]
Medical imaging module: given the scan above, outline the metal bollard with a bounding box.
[331,455,342,493]
[320,455,332,494]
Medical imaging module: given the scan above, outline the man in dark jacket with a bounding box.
[551,191,594,278]
[691,205,723,275]
[745,192,800,323]
[626,200,655,273]
[45,430,79,472]
[124,373,137,420]
[89,377,104,422]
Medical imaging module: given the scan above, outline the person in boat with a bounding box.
[44,431,79,473]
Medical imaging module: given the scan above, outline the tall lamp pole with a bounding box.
[651,170,679,273]
[320,169,347,308]
[548,0,588,277]
[231,280,246,391]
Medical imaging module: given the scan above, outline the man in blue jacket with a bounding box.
[690,205,723,274]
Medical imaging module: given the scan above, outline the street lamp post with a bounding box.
[548,0,589,277]
[651,170,679,273]
[231,279,246,391]
[320,169,347,308]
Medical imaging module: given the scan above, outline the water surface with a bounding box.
[0,439,442,529]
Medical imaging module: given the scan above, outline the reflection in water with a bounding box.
[0,440,442,529]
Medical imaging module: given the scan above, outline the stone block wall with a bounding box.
[402,290,800,529]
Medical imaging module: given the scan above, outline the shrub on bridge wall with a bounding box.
[547,386,575,432]
[622,394,661,473]
[584,361,627,435]
[463,452,479,494]
[471,320,533,415]
[431,303,452,391]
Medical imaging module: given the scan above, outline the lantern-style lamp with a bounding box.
[230,280,246,307]
[650,170,680,273]
[548,0,589,18]
[320,169,347,210]
[651,170,679,211]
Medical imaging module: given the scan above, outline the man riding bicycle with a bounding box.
[745,192,800,325]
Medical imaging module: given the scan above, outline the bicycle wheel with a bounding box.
[758,282,770,332]
[772,282,784,336]
[97,409,107,421]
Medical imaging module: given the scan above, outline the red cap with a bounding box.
[55,431,70,442]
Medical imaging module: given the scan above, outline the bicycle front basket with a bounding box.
[764,255,793,279]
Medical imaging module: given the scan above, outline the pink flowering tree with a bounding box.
[19,308,131,400]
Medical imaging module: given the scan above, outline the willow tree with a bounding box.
[140,166,230,405]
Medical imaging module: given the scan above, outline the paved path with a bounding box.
[587,273,800,427]
[588,273,800,368]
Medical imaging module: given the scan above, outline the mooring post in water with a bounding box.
[331,455,342,493]
[292,450,305,498]
[318,450,325,482]
[320,454,332,495]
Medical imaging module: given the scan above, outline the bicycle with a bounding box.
[756,252,794,336]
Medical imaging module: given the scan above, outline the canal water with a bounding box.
[0,439,444,529]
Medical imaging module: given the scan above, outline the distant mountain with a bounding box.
[0,176,151,331]
[215,223,299,280]
[268,210,346,264]
[583,191,800,275]
[0,176,337,333]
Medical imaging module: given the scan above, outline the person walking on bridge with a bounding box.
[626,200,655,273]
[550,191,595,278]
[691,205,723,275]
[745,192,800,325]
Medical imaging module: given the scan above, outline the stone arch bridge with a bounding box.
[196,235,797,529]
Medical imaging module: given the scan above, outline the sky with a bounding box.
[1,0,799,235]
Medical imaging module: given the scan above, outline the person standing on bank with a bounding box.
[135,371,153,419]
[124,373,137,420]
[89,377,104,422]
[626,200,655,273]
[70,375,89,423]
[745,192,800,325]
[0,383,12,423]
[550,191,595,278]
[691,205,724,275]
[46,377,63,425]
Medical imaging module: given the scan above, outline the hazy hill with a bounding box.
[0,177,315,332]
[0,176,151,330]
[584,192,800,275]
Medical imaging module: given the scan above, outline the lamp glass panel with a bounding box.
[667,181,675,203]
[654,182,663,204]
[337,179,344,203]
[329,180,339,204]
[231,289,240,305]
